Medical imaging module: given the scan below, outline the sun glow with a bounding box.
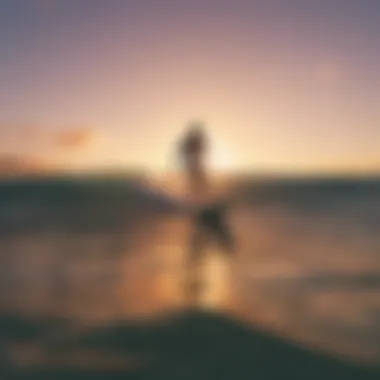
[209,138,237,172]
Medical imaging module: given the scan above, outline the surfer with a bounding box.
[178,121,236,300]
[178,121,236,254]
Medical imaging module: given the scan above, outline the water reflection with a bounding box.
[1,199,380,373]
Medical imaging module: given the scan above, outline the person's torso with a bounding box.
[182,135,205,156]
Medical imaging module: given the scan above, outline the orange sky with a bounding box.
[1,1,380,175]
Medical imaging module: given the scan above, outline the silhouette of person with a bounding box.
[179,121,208,199]
[177,122,236,301]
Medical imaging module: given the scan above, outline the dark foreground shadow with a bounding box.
[3,309,379,380]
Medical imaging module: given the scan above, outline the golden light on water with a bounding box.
[199,253,232,310]
[150,243,233,311]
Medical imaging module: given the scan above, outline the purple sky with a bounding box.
[1,0,380,173]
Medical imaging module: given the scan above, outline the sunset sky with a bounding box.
[1,0,380,174]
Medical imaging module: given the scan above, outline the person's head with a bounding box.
[186,120,205,139]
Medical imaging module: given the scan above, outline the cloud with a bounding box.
[53,129,94,149]
[0,126,101,173]
[0,125,97,152]
[0,154,54,176]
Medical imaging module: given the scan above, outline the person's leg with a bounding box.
[199,204,236,255]
[187,224,207,272]
[207,220,235,255]
[185,222,208,302]
[218,224,236,254]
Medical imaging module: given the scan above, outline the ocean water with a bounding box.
[0,175,379,375]
[233,178,380,363]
